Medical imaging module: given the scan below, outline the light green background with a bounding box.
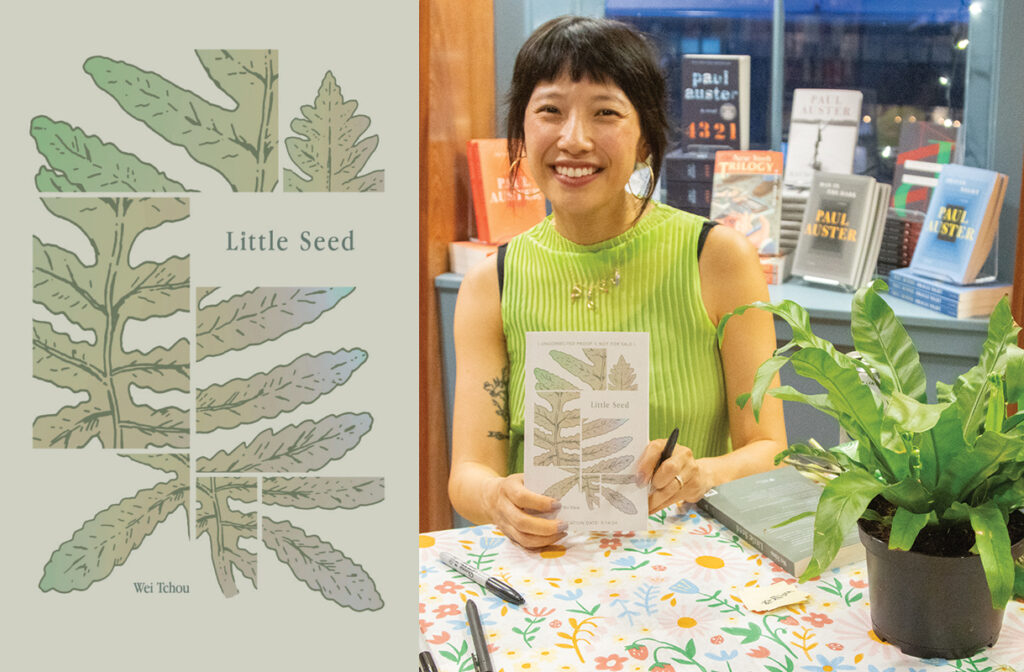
[1,1,418,668]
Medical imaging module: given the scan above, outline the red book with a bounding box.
[467,138,547,244]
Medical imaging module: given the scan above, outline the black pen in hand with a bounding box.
[657,427,679,470]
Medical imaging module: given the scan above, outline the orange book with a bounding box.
[467,138,547,244]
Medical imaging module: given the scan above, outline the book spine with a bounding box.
[888,280,959,317]
[696,499,796,575]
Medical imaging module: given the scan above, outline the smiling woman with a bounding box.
[447,15,787,549]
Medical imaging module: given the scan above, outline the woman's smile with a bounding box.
[524,73,645,242]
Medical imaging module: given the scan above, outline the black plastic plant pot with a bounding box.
[857,522,1024,659]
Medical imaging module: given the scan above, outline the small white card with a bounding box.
[523,331,649,532]
[738,582,810,613]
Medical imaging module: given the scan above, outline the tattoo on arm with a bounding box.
[483,366,509,441]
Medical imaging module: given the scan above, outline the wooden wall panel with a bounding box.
[419,0,495,532]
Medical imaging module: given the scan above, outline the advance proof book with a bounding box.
[697,466,864,577]
[791,172,889,290]
[710,150,783,254]
[524,332,649,532]
[783,88,863,188]
[907,163,1008,285]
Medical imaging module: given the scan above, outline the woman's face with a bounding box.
[523,72,645,227]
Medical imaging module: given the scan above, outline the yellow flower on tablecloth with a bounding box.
[419,534,435,548]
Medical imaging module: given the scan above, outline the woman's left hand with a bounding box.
[635,437,714,512]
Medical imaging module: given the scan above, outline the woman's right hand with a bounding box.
[484,473,567,549]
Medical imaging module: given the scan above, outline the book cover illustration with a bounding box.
[908,163,1007,284]
[709,150,783,254]
[783,88,863,188]
[524,331,649,532]
[32,50,383,193]
[467,138,547,244]
[680,54,750,151]
[790,172,879,288]
[889,120,957,214]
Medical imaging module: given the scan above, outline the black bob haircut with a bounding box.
[505,15,669,214]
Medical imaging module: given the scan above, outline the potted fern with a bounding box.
[718,279,1024,659]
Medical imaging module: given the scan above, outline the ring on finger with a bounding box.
[674,474,684,489]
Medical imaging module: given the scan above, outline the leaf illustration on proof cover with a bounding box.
[608,355,638,391]
[533,348,636,513]
[32,197,190,450]
[284,71,385,192]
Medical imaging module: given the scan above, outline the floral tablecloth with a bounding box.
[419,507,1024,672]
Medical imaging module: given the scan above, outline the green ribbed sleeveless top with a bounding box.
[501,202,731,474]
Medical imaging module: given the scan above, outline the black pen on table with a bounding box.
[419,628,439,672]
[465,598,494,672]
[439,551,525,605]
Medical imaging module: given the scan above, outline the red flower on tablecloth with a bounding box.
[710,635,724,645]
[771,576,798,585]
[652,565,667,571]
[802,612,834,628]
[433,603,460,618]
[550,619,562,628]
[600,538,623,550]
[613,531,635,538]
[849,579,867,589]
[747,646,771,658]
[780,616,799,626]
[436,580,463,594]
[419,619,433,632]
[594,653,628,670]
[827,642,844,651]
[524,606,555,618]
[487,643,499,653]
[428,632,451,645]
[419,602,425,613]
[649,664,675,671]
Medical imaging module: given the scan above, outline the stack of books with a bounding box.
[664,148,715,218]
[450,138,547,275]
[779,88,864,281]
[708,150,789,284]
[875,210,923,278]
[887,268,1011,319]
[790,172,891,291]
[890,163,1010,318]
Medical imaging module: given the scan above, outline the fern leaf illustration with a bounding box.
[195,349,368,432]
[39,476,188,592]
[198,413,373,473]
[543,473,578,501]
[535,367,579,391]
[551,348,607,390]
[196,477,258,597]
[582,417,628,440]
[533,391,581,466]
[584,455,635,474]
[262,517,384,611]
[30,115,188,192]
[263,477,385,509]
[84,50,279,192]
[608,355,638,391]
[284,71,384,192]
[124,453,190,479]
[602,486,638,515]
[32,197,190,449]
[582,435,633,461]
[196,287,354,360]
